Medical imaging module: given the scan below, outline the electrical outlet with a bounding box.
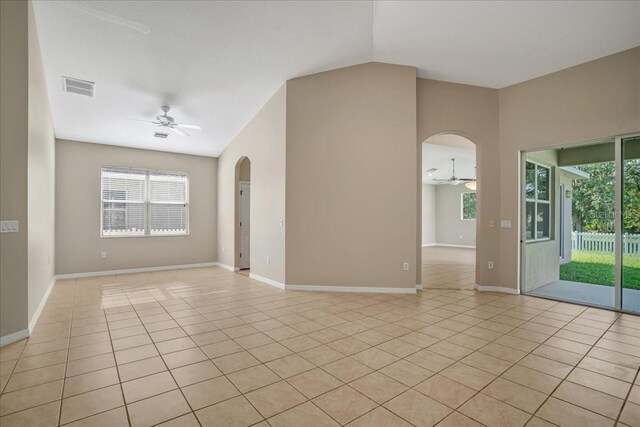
[403,262,409,271]
[488,261,494,269]
[489,220,495,228]
[101,251,107,259]
[266,256,271,264]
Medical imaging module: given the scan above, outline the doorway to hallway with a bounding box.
[421,133,478,289]
[235,157,251,272]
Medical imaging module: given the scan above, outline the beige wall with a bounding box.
[28,1,56,324]
[217,85,286,283]
[435,185,476,247]
[422,184,436,245]
[417,79,500,287]
[1,0,29,338]
[285,63,418,289]
[55,140,217,275]
[499,47,640,290]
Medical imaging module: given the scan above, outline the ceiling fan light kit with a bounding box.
[465,165,477,190]
[132,105,202,138]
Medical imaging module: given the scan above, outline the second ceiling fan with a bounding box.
[432,158,475,185]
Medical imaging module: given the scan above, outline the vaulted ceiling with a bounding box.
[33,1,640,157]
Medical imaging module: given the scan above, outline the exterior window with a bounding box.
[525,161,551,241]
[101,167,189,237]
[461,192,477,220]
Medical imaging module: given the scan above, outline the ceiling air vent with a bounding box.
[62,76,95,97]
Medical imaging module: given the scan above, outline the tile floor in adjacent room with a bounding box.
[1,266,639,427]
[422,246,476,290]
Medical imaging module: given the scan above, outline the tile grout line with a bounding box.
[2,270,639,427]
[613,337,640,426]
[56,277,76,426]
[530,309,626,425]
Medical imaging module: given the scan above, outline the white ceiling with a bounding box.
[373,1,640,88]
[33,1,374,157]
[423,136,476,185]
[33,1,640,157]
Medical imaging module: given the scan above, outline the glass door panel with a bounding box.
[558,147,616,308]
[621,136,640,313]
[523,143,616,309]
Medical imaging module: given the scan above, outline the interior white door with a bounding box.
[239,181,250,269]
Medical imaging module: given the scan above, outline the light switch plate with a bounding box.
[500,220,512,228]
[0,220,19,233]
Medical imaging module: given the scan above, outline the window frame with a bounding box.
[460,191,477,221]
[100,166,190,238]
[525,160,551,242]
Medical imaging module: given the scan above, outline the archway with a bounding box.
[234,157,251,273]
[420,133,478,289]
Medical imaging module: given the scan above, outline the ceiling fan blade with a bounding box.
[169,127,190,137]
[176,123,201,130]
[458,178,475,182]
[127,119,160,124]
[432,178,451,182]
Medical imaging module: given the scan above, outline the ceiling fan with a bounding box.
[432,158,475,185]
[133,105,201,138]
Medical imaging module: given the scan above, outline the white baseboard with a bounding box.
[422,243,437,247]
[285,284,416,294]
[55,262,218,280]
[416,284,423,290]
[432,244,476,249]
[214,262,238,272]
[249,273,286,290]
[29,276,56,333]
[474,284,520,295]
[0,328,29,347]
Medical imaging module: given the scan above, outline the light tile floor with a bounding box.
[1,267,639,427]
[422,246,476,290]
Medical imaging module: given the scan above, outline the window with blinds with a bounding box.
[101,167,189,237]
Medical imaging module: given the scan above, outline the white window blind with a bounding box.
[101,167,189,237]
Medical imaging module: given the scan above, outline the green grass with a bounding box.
[560,251,640,290]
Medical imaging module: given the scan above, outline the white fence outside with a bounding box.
[572,232,640,256]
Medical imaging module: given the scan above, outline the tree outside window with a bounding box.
[462,192,477,220]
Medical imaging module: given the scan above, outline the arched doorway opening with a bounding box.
[235,157,251,274]
[421,133,478,289]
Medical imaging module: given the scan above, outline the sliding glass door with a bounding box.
[522,134,639,314]
[621,136,640,312]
